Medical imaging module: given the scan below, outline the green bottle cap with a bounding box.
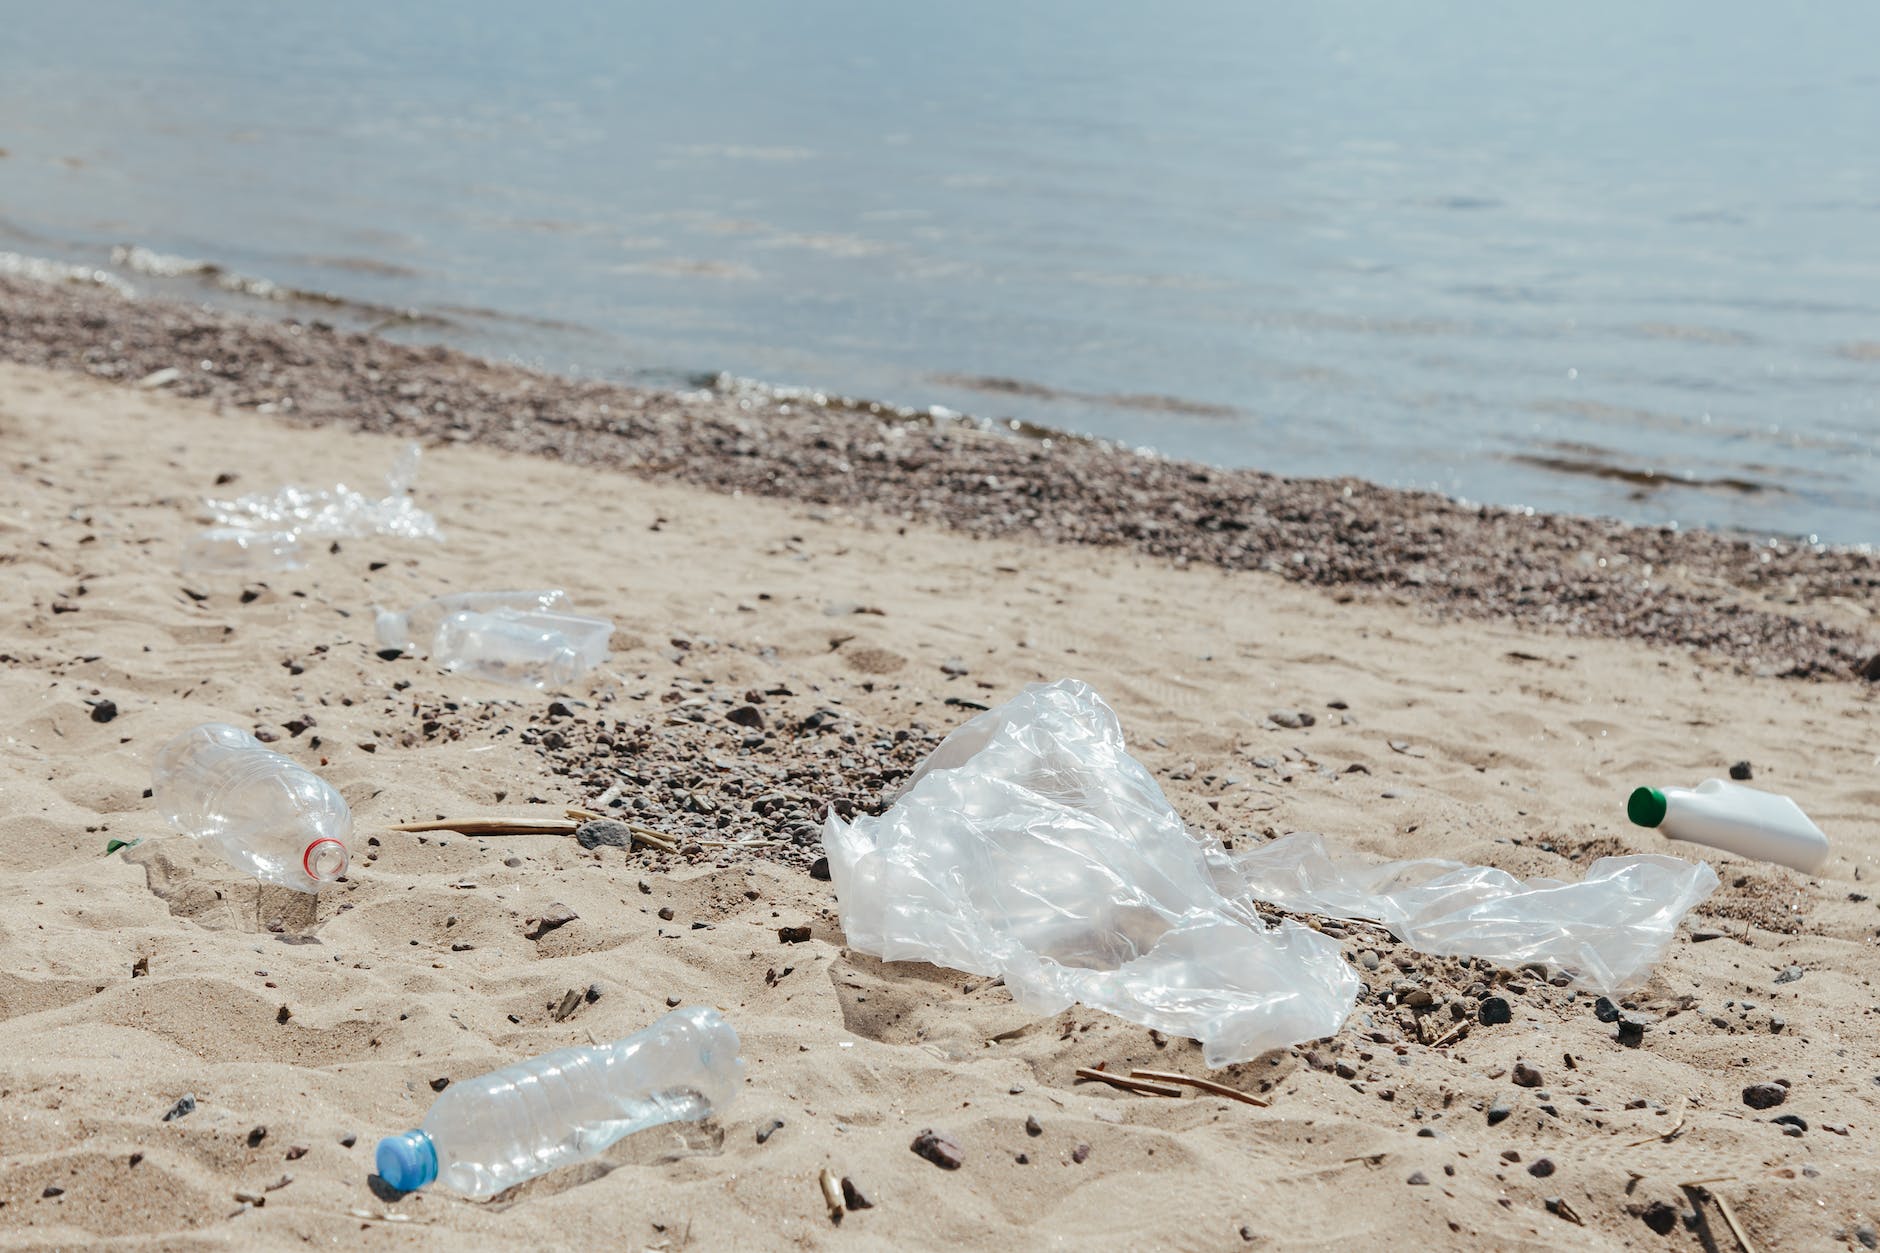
[1627,786,1668,829]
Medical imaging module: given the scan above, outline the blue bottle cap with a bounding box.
[375,1129,438,1192]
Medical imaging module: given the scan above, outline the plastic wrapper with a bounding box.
[1233,833,1718,994]
[205,443,441,541]
[826,680,1718,1065]
[824,680,1359,1066]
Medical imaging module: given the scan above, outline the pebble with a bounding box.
[162,1094,197,1122]
[778,925,812,943]
[43,1185,64,1198]
[574,819,634,850]
[339,1133,358,1148]
[1406,1170,1430,1186]
[1771,1114,1807,1136]
[1741,1082,1788,1110]
[1512,1062,1543,1088]
[1486,1099,1512,1126]
[1616,1017,1647,1048]
[90,699,119,724]
[1774,965,1804,984]
[1071,1143,1091,1164]
[1478,996,1512,1026]
[840,1177,873,1210]
[1527,1157,1555,1178]
[1359,950,1380,971]
[1269,710,1310,729]
[430,1077,450,1092]
[658,906,675,921]
[1025,1115,1042,1137]
[809,856,831,881]
[756,1119,784,1144]
[1639,1200,1678,1236]
[1593,996,1620,1023]
[1729,760,1754,780]
[911,1128,964,1169]
[246,1126,268,1147]
[285,1145,308,1160]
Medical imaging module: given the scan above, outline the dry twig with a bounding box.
[1128,1069,1269,1107]
[1074,1067,1182,1098]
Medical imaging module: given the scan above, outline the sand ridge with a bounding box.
[1,361,1877,1250]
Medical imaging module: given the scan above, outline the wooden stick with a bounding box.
[1074,1067,1182,1098]
[1711,1191,1758,1253]
[391,818,578,835]
[1128,1068,1269,1107]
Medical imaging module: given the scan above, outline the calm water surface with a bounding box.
[3,1,1876,541]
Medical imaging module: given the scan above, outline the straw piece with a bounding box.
[1127,1068,1269,1107]
[1074,1067,1182,1098]
[390,818,578,835]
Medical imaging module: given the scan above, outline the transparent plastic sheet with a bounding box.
[825,680,1719,1065]
[204,443,442,541]
[824,680,1360,1066]
[1233,834,1718,994]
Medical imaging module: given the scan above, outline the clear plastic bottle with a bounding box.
[1628,779,1829,873]
[150,723,351,892]
[182,527,305,574]
[431,608,612,689]
[373,589,571,655]
[375,1006,743,1197]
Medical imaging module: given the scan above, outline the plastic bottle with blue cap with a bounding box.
[376,1006,743,1197]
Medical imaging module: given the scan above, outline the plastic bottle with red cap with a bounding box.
[150,723,351,892]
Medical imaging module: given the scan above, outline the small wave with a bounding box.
[0,251,135,296]
[108,244,445,326]
[932,372,1242,420]
[1510,449,1780,496]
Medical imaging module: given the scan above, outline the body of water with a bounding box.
[3,1,1876,541]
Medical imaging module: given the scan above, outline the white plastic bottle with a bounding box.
[1627,780,1828,873]
[374,1006,743,1197]
[151,723,351,892]
[373,589,572,654]
[431,608,612,689]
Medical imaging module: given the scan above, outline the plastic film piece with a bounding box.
[204,442,442,541]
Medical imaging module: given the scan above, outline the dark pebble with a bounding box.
[658,906,675,921]
[430,1077,450,1092]
[911,1128,964,1169]
[375,648,403,662]
[585,982,602,1003]
[1478,996,1512,1026]
[1486,1099,1512,1127]
[1025,1114,1042,1137]
[809,856,831,881]
[162,1094,197,1121]
[1527,1157,1556,1178]
[43,1185,64,1198]
[574,819,634,850]
[1512,1062,1543,1088]
[246,1126,268,1148]
[727,704,765,729]
[1771,1114,1807,1135]
[285,1145,308,1161]
[1616,1017,1648,1048]
[339,1133,357,1148]
[778,925,812,943]
[1071,1143,1091,1165]
[1593,996,1621,1023]
[1774,965,1804,984]
[1742,1082,1787,1110]
[840,1177,873,1210]
[1406,1170,1429,1186]
[90,699,118,724]
[756,1118,784,1144]
[1639,1200,1678,1236]
[1729,761,1753,780]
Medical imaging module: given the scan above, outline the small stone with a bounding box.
[1406,1170,1430,1186]
[658,906,675,921]
[940,657,970,677]
[1512,1062,1543,1088]
[1335,1060,1359,1080]
[1270,710,1315,729]
[1774,965,1803,984]
[1728,760,1753,780]
[430,1077,450,1092]
[1741,1082,1787,1110]
[285,1145,308,1160]
[1855,1225,1878,1251]
[43,1185,64,1198]
[162,1094,197,1121]
[1025,1115,1042,1137]
[1071,1143,1091,1164]
[840,1177,873,1211]
[523,904,577,939]
[90,699,119,724]
[1639,1200,1678,1236]
[246,1126,268,1148]
[1527,1157,1556,1178]
[1359,950,1380,971]
[727,704,765,729]
[778,925,812,943]
[585,983,602,1004]
[1015,1152,1030,1165]
[574,820,634,850]
[1593,996,1621,1023]
[1616,1017,1648,1048]
[1478,996,1513,1026]
[809,856,831,881]
[1486,1099,1512,1126]
[339,1133,357,1148]
[756,1119,784,1144]
[1771,1114,1807,1135]
[911,1128,964,1169]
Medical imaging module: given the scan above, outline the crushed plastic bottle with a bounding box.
[374,589,572,655]
[375,1006,743,1197]
[151,723,351,893]
[204,442,441,541]
[182,527,305,575]
[1628,779,1829,873]
[432,608,612,690]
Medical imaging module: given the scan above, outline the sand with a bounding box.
[2,355,1878,1251]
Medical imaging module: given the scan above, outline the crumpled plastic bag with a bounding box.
[1234,833,1717,994]
[204,443,442,541]
[824,680,1359,1065]
[825,679,1718,1065]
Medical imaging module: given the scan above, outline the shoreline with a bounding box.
[1,272,1875,683]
